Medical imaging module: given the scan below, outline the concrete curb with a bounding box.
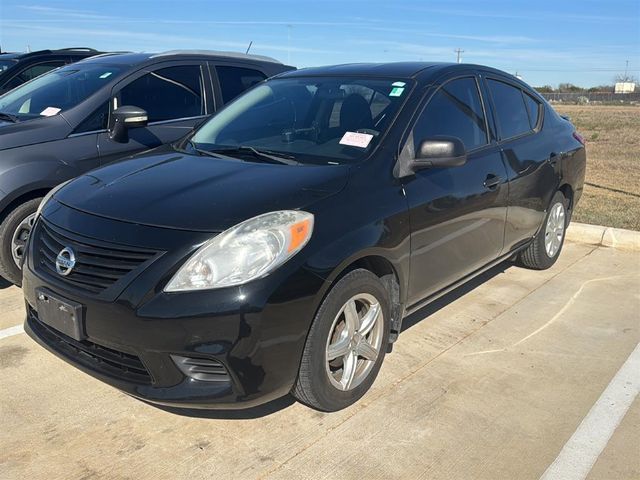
[566,222,640,251]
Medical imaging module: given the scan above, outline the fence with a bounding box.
[540,92,640,105]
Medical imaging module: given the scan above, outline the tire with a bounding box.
[0,198,42,286]
[293,269,391,411]
[518,191,568,270]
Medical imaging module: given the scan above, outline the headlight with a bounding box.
[164,210,314,292]
[36,180,73,219]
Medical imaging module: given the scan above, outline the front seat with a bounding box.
[339,94,373,132]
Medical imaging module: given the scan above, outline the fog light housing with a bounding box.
[171,355,230,382]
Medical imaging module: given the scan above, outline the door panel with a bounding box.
[484,76,558,251]
[404,149,508,303]
[401,75,509,305]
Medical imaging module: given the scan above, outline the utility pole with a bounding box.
[624,59,629,80]
[454,48,464,64]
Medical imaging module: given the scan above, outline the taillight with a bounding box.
[573,131,585,145]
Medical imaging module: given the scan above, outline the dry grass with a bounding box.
[553,104,640,231]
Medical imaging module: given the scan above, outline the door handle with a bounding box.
[483,174,503,190]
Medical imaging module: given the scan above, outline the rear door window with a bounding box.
[216,66,267,104]
[412,77,488,151]
[487,79,531,139]
[118,65,205,123]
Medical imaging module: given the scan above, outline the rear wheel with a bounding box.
[0,198,42,286]
[293,269,390,411]
[519,191,568,270]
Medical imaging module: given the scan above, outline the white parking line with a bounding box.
[540,342,640,480]
[0,324,24,340]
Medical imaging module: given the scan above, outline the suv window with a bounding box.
[5,61,65,90]
[523,92,541,129]
[412,77,488,151]
[487,79,531,139]
[216,66,267,104]
[118,65,204,123]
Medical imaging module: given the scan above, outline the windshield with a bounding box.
[0,64,122,120]
[191,76,412,164]
[0,60,17,73]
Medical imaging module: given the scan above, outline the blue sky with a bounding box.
[1,0,638,87]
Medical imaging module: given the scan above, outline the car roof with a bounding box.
[277,62,529,88]
[278,62,454,79]
[78,50,287,68]
[3,48,102,60]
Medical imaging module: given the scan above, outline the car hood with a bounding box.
[0,115,70,150]
[54,147,350,232]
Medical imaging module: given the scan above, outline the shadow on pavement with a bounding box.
[145,394,297,420]
[401,260,512,332]
[0,277,12,290]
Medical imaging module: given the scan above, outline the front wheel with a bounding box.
[0,198,42,286]
[293,269,390,411]
[519,191,568,270]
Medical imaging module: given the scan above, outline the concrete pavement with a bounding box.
[0,240,639,479]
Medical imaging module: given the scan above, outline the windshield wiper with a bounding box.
[0,112,19,123]
[207,146,300,166]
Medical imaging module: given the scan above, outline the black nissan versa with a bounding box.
[23,62,586,412]
[0,50,292,285]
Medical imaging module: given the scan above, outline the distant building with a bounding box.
[614,82,636,94]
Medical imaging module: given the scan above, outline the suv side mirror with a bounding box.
[410,136,467,171]
[109,106,148,143]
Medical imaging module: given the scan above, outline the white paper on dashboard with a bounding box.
[40,107,61,117]
[339,131,374,148]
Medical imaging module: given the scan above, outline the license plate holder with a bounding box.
[35,288,84,341]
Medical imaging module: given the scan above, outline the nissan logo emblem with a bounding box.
[55,247,76,276]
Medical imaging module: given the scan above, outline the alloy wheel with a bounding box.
[544,202,565,258]
[325,293,384,391]
[11,212,36,268]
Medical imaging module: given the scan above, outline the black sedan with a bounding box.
[23,62,586,412]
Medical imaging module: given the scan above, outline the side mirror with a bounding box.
[109,105,148,143]
[410,136,467,171]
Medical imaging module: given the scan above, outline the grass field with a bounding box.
[552,104,640,231]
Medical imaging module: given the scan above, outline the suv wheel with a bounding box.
[0,198,42,286]
[293,269,390,411]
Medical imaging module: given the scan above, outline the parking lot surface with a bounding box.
[1,241,639,480]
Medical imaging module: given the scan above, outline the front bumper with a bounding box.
[23,211,327,409]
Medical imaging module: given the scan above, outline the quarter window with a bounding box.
[75,101,109,133]
[412,77,488,151]
[487,79,531,139]
[216,66,266,104]
[118,65,204,123]
[523,92,541,129]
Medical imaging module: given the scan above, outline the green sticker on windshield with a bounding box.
[99,72,113,79]
[389,87,405,97]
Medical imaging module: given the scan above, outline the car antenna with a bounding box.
[246,41,253,54]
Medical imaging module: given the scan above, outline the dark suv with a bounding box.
[0,50,293,284]
[0,48,103,94]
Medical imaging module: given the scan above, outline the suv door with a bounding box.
[96,62,211,165]
[483,75,556,251]
[401,75,509,304]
